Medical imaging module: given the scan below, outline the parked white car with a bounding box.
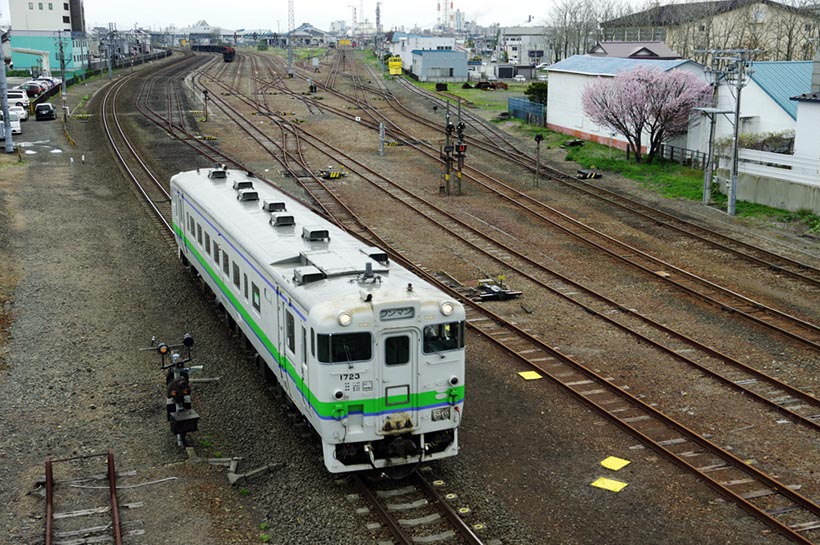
[0,111,23,136]
[6,89,30,108]
[9,105,28,121]
[513,74,527,82]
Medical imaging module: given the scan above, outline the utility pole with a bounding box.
[1,54,13,153]
[696,48,761,216]
[57,30,67,123]
[203,89,209,121]
[287,0,295,78]
[455,100,465,195]
[378,122,384,157]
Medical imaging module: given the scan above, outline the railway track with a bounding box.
[104,50,820,543]
[45,450,130,545]
[353,471,484,545]
[260,51,820,356]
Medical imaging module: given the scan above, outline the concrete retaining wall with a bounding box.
[716,169,820,213]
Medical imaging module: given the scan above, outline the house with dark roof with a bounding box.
[601,0,819,61]
[587,41,680,59]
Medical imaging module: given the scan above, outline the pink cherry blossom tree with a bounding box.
[581,66,712,163]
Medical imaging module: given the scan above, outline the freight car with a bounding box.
[191,44,235,62]
[171,167,466,472]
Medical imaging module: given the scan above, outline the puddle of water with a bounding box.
[16,140,52,148]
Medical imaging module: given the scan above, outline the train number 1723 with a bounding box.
[339,373,360,381]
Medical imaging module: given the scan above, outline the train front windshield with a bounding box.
[423,321,465,354]
[317,332,372,363]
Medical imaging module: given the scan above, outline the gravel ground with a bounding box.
[0,49,814,545]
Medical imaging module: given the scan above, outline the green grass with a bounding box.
[493,121,820,230]
[402,76,526,111]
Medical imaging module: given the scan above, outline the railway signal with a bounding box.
[534,133,544,188]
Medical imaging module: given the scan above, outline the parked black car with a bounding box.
[35,103,57,121]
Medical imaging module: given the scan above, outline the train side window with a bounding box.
[233,263,240,288]
[222,253,230,276]
[196,223,202,245]
[213,242,220,263]
[243,274,248,299]
[187,214,194,234]
[252,283,260,312]
[385,336,410,366]
[311,328,315,357]
[205,233,211,255]
[286,311,295,353]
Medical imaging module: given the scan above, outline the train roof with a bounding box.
[172,168,453,316]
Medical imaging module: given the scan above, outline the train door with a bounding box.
[175,192,187,253]
[378,329,419,430]
[300,325,309,413]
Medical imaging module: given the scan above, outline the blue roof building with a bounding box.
[410,49,467,82]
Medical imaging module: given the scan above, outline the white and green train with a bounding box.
[170,167,465,472]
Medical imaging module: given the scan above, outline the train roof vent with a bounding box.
[360,246,389,265]
[270,213,295,227]
[233,180,254,190]
[302,226,330,242]
[208,168,227,179]
[237,189,259,202]
[262,200,287,212]
[293,266,326,285]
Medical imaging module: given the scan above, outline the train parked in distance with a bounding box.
[191,44,235,62]
[170,167,466,472]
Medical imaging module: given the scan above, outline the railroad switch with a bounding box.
[576,169,602,179]
[320,167,348,179]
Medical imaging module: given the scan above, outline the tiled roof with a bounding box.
[749,61,813,120]
[546,55,694,76]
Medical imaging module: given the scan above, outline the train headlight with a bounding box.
[440,301,454,316]
[338,312,352,326]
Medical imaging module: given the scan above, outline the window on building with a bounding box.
[28,2,33,9]
[233,263,240,288]
[63,2,68,9]
[205,233,211,254]
[48,2,53,9]
[252,283,261,311]
[286,312,295,353]
[38,2,43,9]
[62,15,70,23]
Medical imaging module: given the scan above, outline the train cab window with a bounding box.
[423,321,465,354]
[196,224,203,245]
[243,274,249,299]
[252,283,261,312]
[317,332,372,363]
[222,253,230,276]
[205,233,211,255]
[286,311,295,353]
[385,336,410,366]
[233,263,240,288]
[213,242,220,263]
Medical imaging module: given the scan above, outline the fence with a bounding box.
[726,148,819,186]
[659,144,708,169]
[508,97,545,127]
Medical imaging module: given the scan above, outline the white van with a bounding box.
[0,111,22,137]
[6,89,30,108]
